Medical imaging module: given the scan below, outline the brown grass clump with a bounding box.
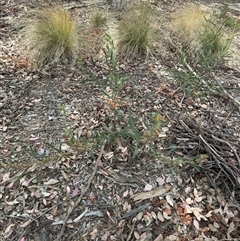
[21,5,82,67]
[170,4,208,49]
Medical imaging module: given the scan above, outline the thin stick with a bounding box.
[212,73,240,108]
[126,220,136,241]
[54,144,105,241]
[212,134,240,168]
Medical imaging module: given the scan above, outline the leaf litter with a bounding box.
[1,0,240,240]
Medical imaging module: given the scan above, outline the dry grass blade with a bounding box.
[21,5,82,67]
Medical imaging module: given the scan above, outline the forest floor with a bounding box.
[0,0,240,240]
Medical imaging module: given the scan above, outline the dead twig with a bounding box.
[199,134,222,162]
[126,219,136,241]
[54,144,105,241]
[212,73,240,109]
[170,116,240,194]
[211,134,240,168]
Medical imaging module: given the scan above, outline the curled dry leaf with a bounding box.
[163,209,172,220]
[174,203,193,225]
[123,201,131,212]
[194,188,204,202]
[151,211,157,220]
[201,226,210,232]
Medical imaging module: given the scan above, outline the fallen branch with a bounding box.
[54,144,105,241]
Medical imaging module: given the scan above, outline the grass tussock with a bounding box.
[117,3,156,59]
[199,20,230,65]
[21,6,82,67]
[170,4,208,49]
[90,7,108,30]
[170,4,234,67]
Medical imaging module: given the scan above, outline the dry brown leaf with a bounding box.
[181,214,193,225]
[107,98,128,109]
[151,211,157,220]
[154,234,163,241]
[164,208,172,215]
[44,179,59,185]
[164,234,178,241]
[193,219,200,230]
[163,209,172,220]
[166,194,174,206]
[123,201,131,212]
[208,223,218,232]
[134,231,140,239]
[131,185,172,201]
[90,228,98,239]
[136,211,143,221]
[186,197,193,204]
[201,226,209,232]
[227,222,235,240]
[192,207,207,221]
[143,212,153,224]
[157,212,164,222]
[175,204,187,216]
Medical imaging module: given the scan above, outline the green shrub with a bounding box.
[21,6,82,67]
[117,3,156,59]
